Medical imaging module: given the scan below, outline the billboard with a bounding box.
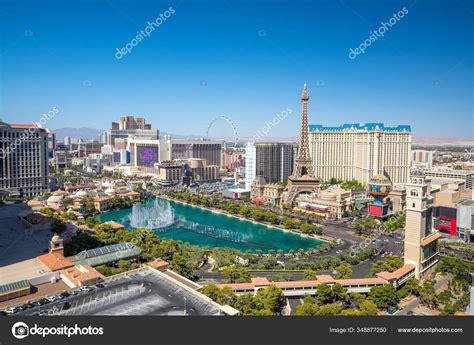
[137,146,159,167]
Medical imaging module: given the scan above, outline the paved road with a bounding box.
[287,297,303,315]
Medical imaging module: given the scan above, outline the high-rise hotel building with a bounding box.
[0,120,50,197]
[308,123,412,185]
[245,142,297,190]
[106,115,159,148]
[170,140,223,167]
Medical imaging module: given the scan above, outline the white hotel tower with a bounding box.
[308,123,412,184]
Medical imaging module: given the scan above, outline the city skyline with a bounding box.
[1,0,472,140]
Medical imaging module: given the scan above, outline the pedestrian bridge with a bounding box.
[213,264,415,297]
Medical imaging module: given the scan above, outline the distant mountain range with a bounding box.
[51,127,473,147]
[53,127,102,141]
[412,136,474,146]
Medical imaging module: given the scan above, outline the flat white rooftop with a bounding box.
[0,258,52,285]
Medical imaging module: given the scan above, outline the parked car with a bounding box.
[62,302,72,310]
[17,305,28,311]
[32,300,43,307]
[95,283,105,289]
[60,291,70,298]
[80,286,93,292]
[46,296,57,302]
[5,307,20,314]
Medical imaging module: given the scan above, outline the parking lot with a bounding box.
[8,268,221,316]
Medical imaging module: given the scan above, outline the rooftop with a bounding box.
[147,258,169,272]
[376,264,415,281]
[37,252,74,271]
[334,278,386,285]
[309,123,411,133]
[421,233,443,247]
[15,267,224,316]
[0,280,30,295]
[0,258,53,285]
[104,221,125,230]
[61,264,104,285]
[74,242,141,266]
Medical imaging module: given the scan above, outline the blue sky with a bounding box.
[0,0,472,139]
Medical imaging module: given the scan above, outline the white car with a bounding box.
[5,307,20,314]
[46,296,57,302]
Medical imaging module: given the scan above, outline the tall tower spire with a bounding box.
[284,83,320,205]
[298,82,310,162]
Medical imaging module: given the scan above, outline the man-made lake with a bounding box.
[99,198,325,253]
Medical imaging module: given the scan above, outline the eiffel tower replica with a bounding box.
[285,83,320,205]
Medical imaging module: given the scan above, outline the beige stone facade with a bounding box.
[309,124,411,184]
[296,187,352,219]
[403,172,440,280]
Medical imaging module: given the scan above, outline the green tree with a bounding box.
[315,284,334,304]
[216,287,237,306]
[404,277,421,296]
[233,293,257,315]
[86,216,100,229]
[63,197,73,207]
[368,284,399,309]
[200,284,221,302]
[264,211,278,224]
[358,300,379,315]
[334,264,352,279]
[303,269,316,281]
[239,205,251,217]
[251,208,265,221]
[371,256,404,275]
[200,196,210,207]
[40,208,54,218]
[255,285,285,313]
[316,303,342,316]
[221,267,251,283]
[436,256,474,280]
[282,217,297,229]
[170,253,193,278]
[419,280,438,308]
[331,283,349,302]
[295,296,319,316]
